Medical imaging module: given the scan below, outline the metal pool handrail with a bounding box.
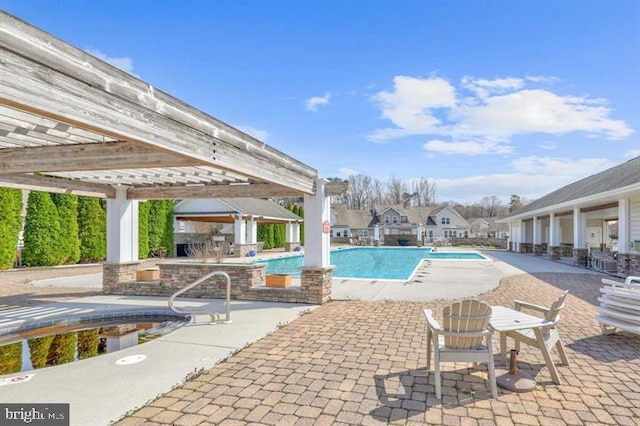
[168,270,231,324]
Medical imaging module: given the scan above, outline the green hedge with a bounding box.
[0,188,22,269]
[77,196,106,263]
[138,201,150,259]
[51,193,80,264]
[23,191,63,266]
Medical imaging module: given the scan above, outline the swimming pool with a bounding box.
[260,247,488,280]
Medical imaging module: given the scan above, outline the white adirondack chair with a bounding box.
[503,291,569,384]
[423,300,497,399]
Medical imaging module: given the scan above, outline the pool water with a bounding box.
[260,247,487,280]
[0,316,186,376]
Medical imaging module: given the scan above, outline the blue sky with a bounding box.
[3,0,639,204]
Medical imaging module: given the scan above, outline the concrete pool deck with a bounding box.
[0,250,617,425]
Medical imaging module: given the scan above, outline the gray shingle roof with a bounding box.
[507,156,640,217]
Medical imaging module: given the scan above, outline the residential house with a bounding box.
[330,204,472,245]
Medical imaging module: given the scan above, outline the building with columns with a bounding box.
[173,198,302,257]
[499,156,640,277]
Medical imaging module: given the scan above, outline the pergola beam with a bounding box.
[128,183,303,200]
[0,142,203,174]
[0,174,116,198]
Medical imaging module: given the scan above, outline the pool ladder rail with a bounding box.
[168,271,232,325]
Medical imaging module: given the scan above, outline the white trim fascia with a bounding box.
[498,183,640,222]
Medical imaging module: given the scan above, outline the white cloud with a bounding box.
[509,156,613,176]
[369,76,456,140]
[339,167,359,178]
[624,149,640,159]
[236,125,270,141]
[86,49,136,75]
[305,92,331,111]
[423,139,512,155]
[368,75,634,149]
[434,173,576,204]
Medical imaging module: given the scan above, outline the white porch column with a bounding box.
[618,198,630,252]
[549,213,558,246]
[518,220,526,251]
[234,215,246,245]
[573,208,585,248]
[285,221,295,243]
[294,222,301,243]
[246,216,257,244]
[106,186,139,263]
[304,179,331,267]
[533,217,540,245]
[416,224,423,243]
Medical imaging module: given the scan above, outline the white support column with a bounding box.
[304,179,331,268]
[618,199,630,252]
[294,222,301,243]
[549,213,558,247]
[573,208,585,248]
[518,220,526,251]
[234,215,246,245]
[533,217,540,245]
[247,216,257,244]
[285,221,295,243]
[416,224,423,243]
[106,186,139,263]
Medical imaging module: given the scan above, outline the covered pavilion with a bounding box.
[0,12,345,303]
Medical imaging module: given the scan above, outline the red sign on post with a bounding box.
[322,220,331,233]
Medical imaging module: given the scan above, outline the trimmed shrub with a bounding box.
[77,196,106,263]
[162,200,174,256]
[274,224,285,248]
[28,335,54,369]
[77,329,100,360]
[46,332,77,366]
[51,193,80,264]
[138,201,150,259]
[0,342,22,375]
[23,191,63,266]
[0,188,22,269]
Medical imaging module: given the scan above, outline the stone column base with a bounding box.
[103,262,142,293]
[232,243,258,258]
[550,246,561,260]
[534,244,543,256]
[285,242,301,252]
[301,266,334,304]
[572,248,588,267]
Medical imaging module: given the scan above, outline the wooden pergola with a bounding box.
[0,12,345,299]
[0,12,321,200]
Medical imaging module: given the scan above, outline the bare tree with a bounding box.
[411,177,437,206]
[345,174,373,210]
[371,179,385,206]
[386,175,407,205]
[479,195,502,218]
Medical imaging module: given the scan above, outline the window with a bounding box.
[401,216,408,223]
[428,230,434,238]
[358,229,368,237]
[464,231,468,238]
[384,215,390,224]
[391,229,399,235]
[392,216,398,224]
[336,232,341,237]
[441,217,450,225]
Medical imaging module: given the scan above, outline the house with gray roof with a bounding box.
[498,155,640,277]
[330,204,471,245]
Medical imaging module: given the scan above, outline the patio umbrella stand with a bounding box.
[495,349,536,392]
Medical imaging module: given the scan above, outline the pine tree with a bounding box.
[0,188,23,269]
[23,191,63,266]
[77,196,106,262]
[138,201,150,259]
[51,193,80,264]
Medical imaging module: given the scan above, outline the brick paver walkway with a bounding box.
[116,272,640,425]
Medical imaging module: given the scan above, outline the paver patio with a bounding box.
[114,272,640,425]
